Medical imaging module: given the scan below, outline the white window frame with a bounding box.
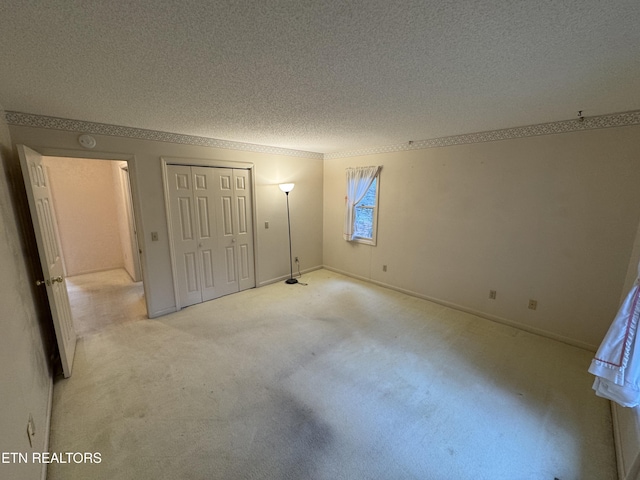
[352,173,380,246]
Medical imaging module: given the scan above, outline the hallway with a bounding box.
[66,269,146,337]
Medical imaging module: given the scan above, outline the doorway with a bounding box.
[43,156,147,336]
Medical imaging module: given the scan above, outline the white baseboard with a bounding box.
[322,265,597,352]
[147,306,178,319]
[258,266,323,287]
[66,266,128,277]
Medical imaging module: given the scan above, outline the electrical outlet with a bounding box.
[383,265,387,272]
[528,299,538,310]
[294,256,299,263]
[489,290,497,299]
[265,221,269,229]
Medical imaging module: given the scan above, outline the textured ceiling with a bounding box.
[1,0,639,154]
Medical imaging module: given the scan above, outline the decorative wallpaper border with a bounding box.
[325,110,640,159]
[4,111,323,160]
[6,109,640,160]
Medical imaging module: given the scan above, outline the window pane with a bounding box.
[352,174,378,243]
[354,206,373,239]
[358,177,377,207]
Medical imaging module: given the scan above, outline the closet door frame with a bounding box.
[161,157,257,310]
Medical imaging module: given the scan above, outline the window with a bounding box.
[352,174,379,245]
[343,165,381,244]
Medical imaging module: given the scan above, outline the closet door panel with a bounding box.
[167,165,202,307]
[192,167,219,301]
[234,169,255,291]
[213,168,241,297]
[168,165,256,307]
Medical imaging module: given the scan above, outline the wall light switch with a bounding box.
[151,232,159,241]
[265,221,269,229]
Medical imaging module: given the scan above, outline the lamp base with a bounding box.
[285,278,298,285]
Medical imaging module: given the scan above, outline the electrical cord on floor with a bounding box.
[295,260,308,286]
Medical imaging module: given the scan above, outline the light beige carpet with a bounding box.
[66,269,146,337]
[47,269,617,479]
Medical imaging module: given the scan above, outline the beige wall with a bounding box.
[0,109,53,480]
[10,122,640,347]
[324,125,640,349]
[43,156,125,276]
[111,161,141,282]
[9,126,324,318]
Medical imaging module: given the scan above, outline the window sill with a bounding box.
[351,237,377,246]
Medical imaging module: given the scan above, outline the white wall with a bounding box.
[324,125,640,350]
[43,156,125,276]
[8,126,324,318]
[0,109,53,479]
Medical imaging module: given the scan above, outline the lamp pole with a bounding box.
[279,183,298,284]
[284,191,297,284]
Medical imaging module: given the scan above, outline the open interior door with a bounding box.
[18,145,77,378]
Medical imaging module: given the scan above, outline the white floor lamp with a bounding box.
[279,183,298,284]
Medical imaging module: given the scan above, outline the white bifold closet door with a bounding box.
[167,165,255,308]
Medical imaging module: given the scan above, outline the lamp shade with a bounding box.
[278,183,295,193]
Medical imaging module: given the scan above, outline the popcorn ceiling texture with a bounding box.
[1,0,639,154]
